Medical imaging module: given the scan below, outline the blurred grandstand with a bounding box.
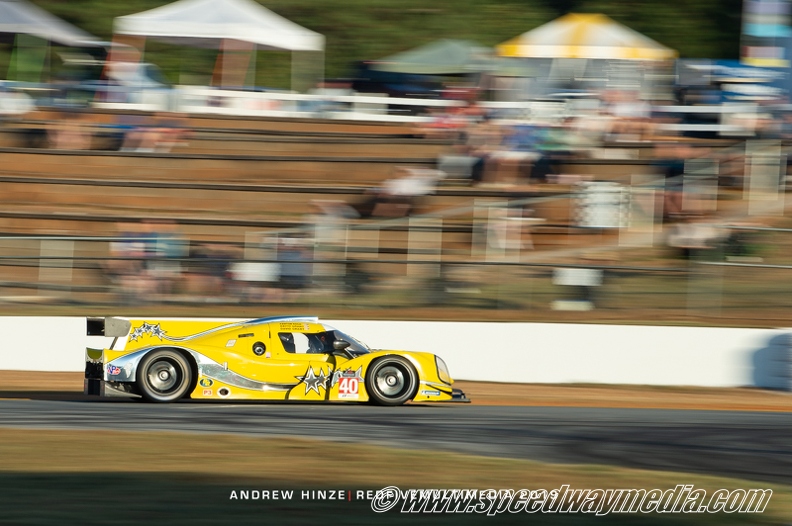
[0,93,790,327]
[0,3,789,325]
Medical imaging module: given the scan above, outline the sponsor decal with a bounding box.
[279,322,312,332]
[107,365,121,376]
[199,378,213,388]
[421,389,441,396]
[202,389,213,396]
[338,377,360,399]
[331,367,363,399]
[226,339,237,347]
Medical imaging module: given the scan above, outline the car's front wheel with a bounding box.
[137,350,192,403]
[366,357,418,406]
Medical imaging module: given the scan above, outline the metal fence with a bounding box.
[0,219,789,325]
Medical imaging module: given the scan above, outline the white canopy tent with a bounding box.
[113,0,324,90]
[0,0,105,85]
[0,0,101,47]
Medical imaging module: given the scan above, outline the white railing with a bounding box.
[88,85,772,136]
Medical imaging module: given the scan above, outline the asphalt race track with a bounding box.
[0,400,789,485]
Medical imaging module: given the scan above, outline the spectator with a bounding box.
[416,104,469,140]
[49,110,91,150]
[480,123,541,184]
[666,214,723,260]
[120,112,189,153]
[603,89,653,142]
[455,114,502,185]
[276,237,312,291]
[653,142,713,221]
[527,122,576,183]
[145,220,187,295]
[355,167,444,218]
[185,242,234,297]
[103,221,154,302]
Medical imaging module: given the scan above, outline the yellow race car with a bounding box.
[84,316,468,405]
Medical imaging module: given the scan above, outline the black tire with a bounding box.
[137,350,192,403]
[365,356,418,406]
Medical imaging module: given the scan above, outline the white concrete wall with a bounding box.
[331,321,789,388]
[2,317,788,388]
[5,317,92,372]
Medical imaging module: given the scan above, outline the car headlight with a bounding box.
[435,356,452,385]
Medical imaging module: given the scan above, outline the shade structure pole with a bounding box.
[249,44,257,89]
[211,39,225,87]
[319,49,325,90]
[291,50,295,92]
[213,39,254,89]
[291,49,325,93]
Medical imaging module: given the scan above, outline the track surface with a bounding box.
[0,399,790,485]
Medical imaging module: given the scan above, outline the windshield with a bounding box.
[322,325,370,354]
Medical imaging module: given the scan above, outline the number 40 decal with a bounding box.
[338,377,359,398]
[333,367,362,399]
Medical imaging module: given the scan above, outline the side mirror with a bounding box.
[333,339,351,351]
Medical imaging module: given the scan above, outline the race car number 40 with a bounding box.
[338,377,359,398]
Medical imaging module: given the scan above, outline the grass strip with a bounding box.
[0,428,788,525]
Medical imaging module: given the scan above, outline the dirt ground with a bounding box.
[455,380,792,411]
[1,371,789,411]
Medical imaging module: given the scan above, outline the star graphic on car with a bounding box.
[129,326,144,342]
[129,322,168,341]
[298,367,327,395]
[149,323,166,340]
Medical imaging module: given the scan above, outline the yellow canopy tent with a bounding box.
[497,13,677,61]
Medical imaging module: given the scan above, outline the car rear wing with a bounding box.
[86,317,132,337]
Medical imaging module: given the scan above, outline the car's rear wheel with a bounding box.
[137,350,192,403]
[366,357,418,406]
